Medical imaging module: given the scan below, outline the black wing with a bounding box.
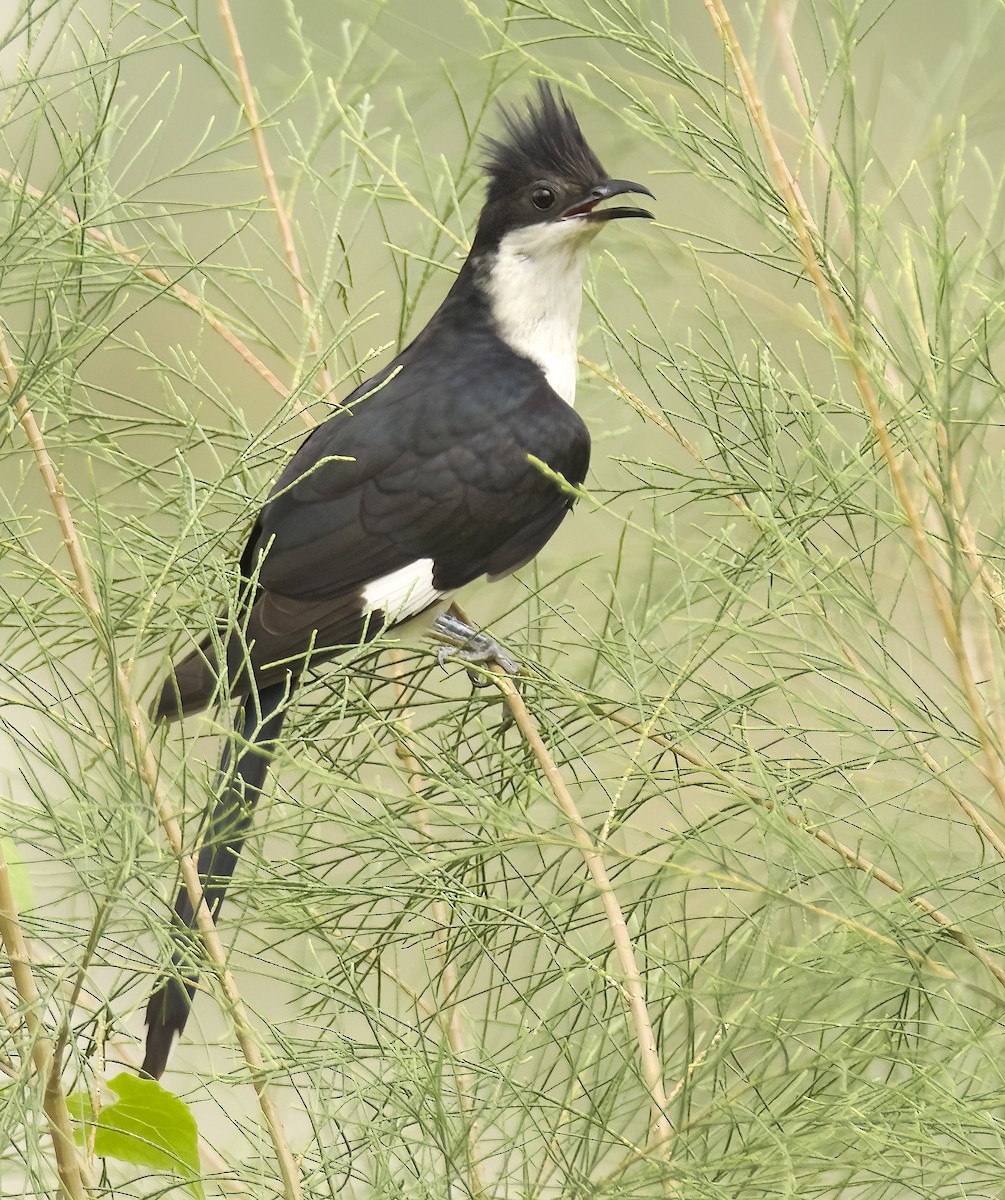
[156,327,589,718]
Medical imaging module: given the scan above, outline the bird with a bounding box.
[141,80,654,1079]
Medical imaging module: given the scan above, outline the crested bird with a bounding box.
[142,81,653,1079]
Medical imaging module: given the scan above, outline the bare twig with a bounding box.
[0,838,94,1198]
[217,0,334,399]
[1,325,302,1200]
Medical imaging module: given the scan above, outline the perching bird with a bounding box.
[142,81,653,1079]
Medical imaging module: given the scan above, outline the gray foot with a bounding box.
[432,612,521,683]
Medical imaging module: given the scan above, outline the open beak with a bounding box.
[561,178,655,222]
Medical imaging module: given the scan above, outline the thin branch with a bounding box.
[580,354,747,513]
[217,0,334,398]
[807,604,1005,863]
[52,968,255,1197]
[596,706,1005,990]
[491,667,672,1146]
[0,167,296,407]
[49,888,116,1082]
[0,325,303,1200]
[762,0,1005,856]
[702,0,1005,817]
[591,353,1005,866]
[388,651,489,1200]
[603,1024,729,1185]
[329,86,468,251]
[580,354,710,466]
[772,0,1005,659]
[0,837,94,1198]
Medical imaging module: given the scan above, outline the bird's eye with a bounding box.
[531,186,556,210]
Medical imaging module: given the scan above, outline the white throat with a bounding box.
[484,221,599,407]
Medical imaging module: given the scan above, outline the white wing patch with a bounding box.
[362,558,445,626]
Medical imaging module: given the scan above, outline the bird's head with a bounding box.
[473,81,654,256]
[445,82,653,406]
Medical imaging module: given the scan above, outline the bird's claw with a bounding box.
[431,612,522,729]
[436,633,521,681]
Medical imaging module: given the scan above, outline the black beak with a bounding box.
[561,178,655,222]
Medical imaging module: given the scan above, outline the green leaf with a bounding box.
[65,1090,93,1145]
[93,1073,204,1199]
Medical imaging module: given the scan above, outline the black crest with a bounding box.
[482,81,606,202]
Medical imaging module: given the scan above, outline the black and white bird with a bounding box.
[142,81,653,1079]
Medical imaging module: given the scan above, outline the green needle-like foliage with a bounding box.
[2,1,1005,1197]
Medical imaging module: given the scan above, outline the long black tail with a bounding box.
[142,681,288,1079]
